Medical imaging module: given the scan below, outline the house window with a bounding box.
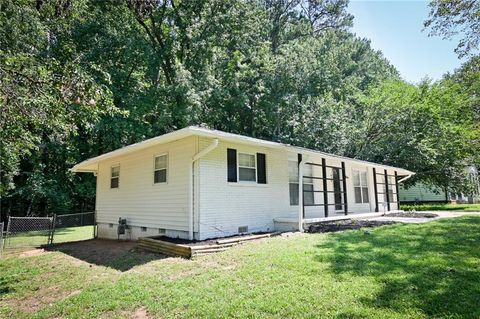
[353,170,369,203]
[238,153,256,182]
[154,154,168,183]
[110,165,120,188]
[289,161,314,206]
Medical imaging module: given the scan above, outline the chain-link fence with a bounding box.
[1,212,96,253]
[4,216,54,249]
[52,212,96,244]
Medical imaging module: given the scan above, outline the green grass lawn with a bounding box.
[401,203,480,212]
[51,225,95,244]
[1,216,479,318]
[3,226,95,250]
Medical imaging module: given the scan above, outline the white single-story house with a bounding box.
[71,127,415,240]
[400,182,478,204]
[399,182,449,203]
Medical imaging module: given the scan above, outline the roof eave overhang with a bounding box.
[71,126,415,176]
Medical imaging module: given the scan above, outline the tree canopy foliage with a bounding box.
[0,0,478,217]
[425,0,480,58]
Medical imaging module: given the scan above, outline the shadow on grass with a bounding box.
[313,216,480,318]
[45,239,166,272]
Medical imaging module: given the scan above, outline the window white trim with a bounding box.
[153,153,168,184]
[237,152,257,183]
[110,164,120,189]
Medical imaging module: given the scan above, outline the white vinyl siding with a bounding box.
[94,133,403,241]
[95,136,197,233]
[198,138,291,240]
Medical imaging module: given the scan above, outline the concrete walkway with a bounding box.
[365,211,480,224]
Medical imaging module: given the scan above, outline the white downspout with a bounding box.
[398,173,415,184]
[189,138,219,240]
[298,156,304,233]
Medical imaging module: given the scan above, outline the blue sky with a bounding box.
[348,0,465,83]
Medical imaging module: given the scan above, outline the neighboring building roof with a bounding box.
[71,126,415,176]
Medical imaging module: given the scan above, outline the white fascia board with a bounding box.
[70,127,194,172]
[189,127,415,175]
[71,126,415,176]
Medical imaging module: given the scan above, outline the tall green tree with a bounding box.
[2,0,477,217]
[425,0,480,57]
[0,0,117,217]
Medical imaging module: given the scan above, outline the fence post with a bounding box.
[93,210,97,239]
[6,216,11,247]
[0,222,3,258]
[49,214,56,245]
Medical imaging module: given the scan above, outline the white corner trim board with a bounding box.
[189,138,219,240]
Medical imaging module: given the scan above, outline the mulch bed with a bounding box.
[385,212,438,218]
[307,219,397,233]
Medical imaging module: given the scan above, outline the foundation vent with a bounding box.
[238,226,248,233]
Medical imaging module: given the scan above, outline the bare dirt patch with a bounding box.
[133,307,150,319]
[385,212,438,218]
[19,248,47,258]
[307,219,397,233]
[10,286,82,314]
[46,239,165,271]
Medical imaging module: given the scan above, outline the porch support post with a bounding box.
[298,154,304,232]
[322,158,328,218]
[395,171,400,210]
[373,168,379,212]
[341,161,348,215]
[384,169,390,211]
